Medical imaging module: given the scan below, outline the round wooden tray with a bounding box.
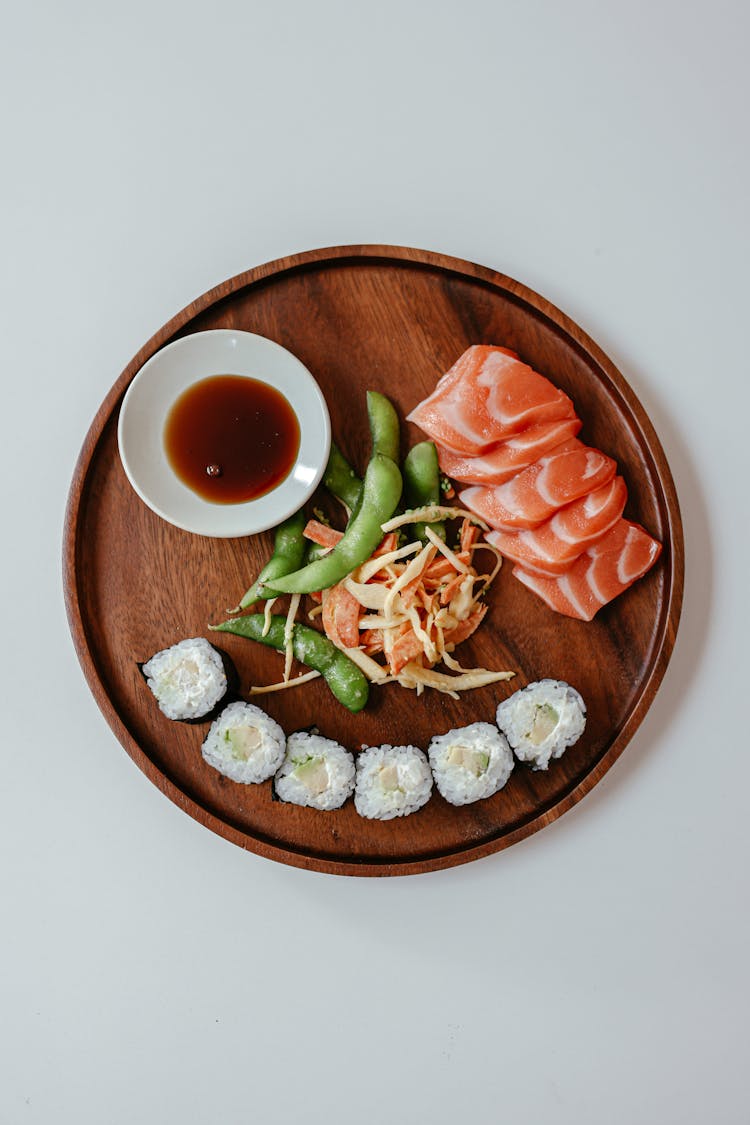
[64,245,683,876]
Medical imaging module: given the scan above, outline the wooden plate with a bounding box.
[64,245,683,876]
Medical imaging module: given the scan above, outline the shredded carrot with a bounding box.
[322,583,360,649]
[314,516,510,692]
[440,571,467,606]
[444,604,487,647]
[389,627,424,675]
[373,532,400,556]
[460,518,480,553]
[257,507,511,699]
[303,520,343,548]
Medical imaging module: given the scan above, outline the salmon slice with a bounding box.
[486,476,628,576]
[513,519,662,620]
[437,418,582,485]
[460,441,617,530]
[407,345,576,454]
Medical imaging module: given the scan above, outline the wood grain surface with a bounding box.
[63,245,683,876]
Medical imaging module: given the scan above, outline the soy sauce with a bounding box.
[164,375,300,504]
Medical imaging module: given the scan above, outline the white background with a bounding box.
[2,1,747,1121]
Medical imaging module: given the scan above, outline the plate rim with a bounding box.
[63,244,684,876]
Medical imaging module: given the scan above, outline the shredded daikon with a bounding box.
[399,662,515,696]
[381,506,490,533]
[343,578,389,610]
[424,526,470,573]
[357,540,422,582]
[249,670,321,695]
[262,597,277,637]
[383,542,436,619]
[283,594,301,682]
[340,646,393,683]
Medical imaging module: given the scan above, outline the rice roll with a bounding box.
[274,731,355,810]
[495,679,586,770]
[354,744,432,820]
[142,637,229,721]
[201,701,285,783]
[428,722,513,805]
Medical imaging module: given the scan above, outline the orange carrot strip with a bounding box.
[373,532,400,557]
[440,572,467,606]
[424,557,456,580]
[361,629,385,655]
[444,605,487,647]
[303,520,343,548]
[322,583,360,648]
[388,628,425,676]
[418,589,436,614]
[460,520,480,553]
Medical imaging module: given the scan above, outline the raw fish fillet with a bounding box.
[486,476,627,576]
[513,519,662,620]
[437,418,582,485]
[406,345,576,455]
[460,441,617,530]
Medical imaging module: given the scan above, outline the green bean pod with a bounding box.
[366,391,401,463]
[237,509,306,609]
[323,441,362,512]
[211,615,369,713]
[263,452,403,595]
[402,442,446,541]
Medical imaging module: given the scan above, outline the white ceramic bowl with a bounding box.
[117,330,330,537]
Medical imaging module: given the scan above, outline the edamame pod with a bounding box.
[211,615,369,713]
[366,391,401,463]
[403,441,446,541]
[237,509,306,609]
[263,453,403,595]
[323,442,362,512]
[346,390,402,524]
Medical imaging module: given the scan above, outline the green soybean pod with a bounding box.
[263,452,403,595]
[211,614,369,713]
[237,509,307,610]
[402,441,446,541]
[323,441,363,512]
[366,391,401,463]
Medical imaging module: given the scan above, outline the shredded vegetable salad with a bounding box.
[254,506,515,699]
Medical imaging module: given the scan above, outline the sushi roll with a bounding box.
[141,637,230,721]
[274,731,355,811]
[428,722,514,806]
[201,701,286,783]
[354,744,432,820]
[495,679,586,770]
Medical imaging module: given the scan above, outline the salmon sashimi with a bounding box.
[485,476,628,576]
[406,345,577,454]
[513,519,662,620]
[459,441,617,530]
[437,417,582,485]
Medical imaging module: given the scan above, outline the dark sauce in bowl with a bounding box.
[164,375,300,504]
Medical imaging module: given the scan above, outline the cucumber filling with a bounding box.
[526,703,559,746]
[224,725,263,761]
[445,744,490,776]
[291,755,329,795]
[379,763,403,793]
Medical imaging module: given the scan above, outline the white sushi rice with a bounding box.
[275,731,355,811]
[201,701,286,784]
[142,637,227,720]
[428,722,514,805]
[495,679,586,770]
[354,744,433,820]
